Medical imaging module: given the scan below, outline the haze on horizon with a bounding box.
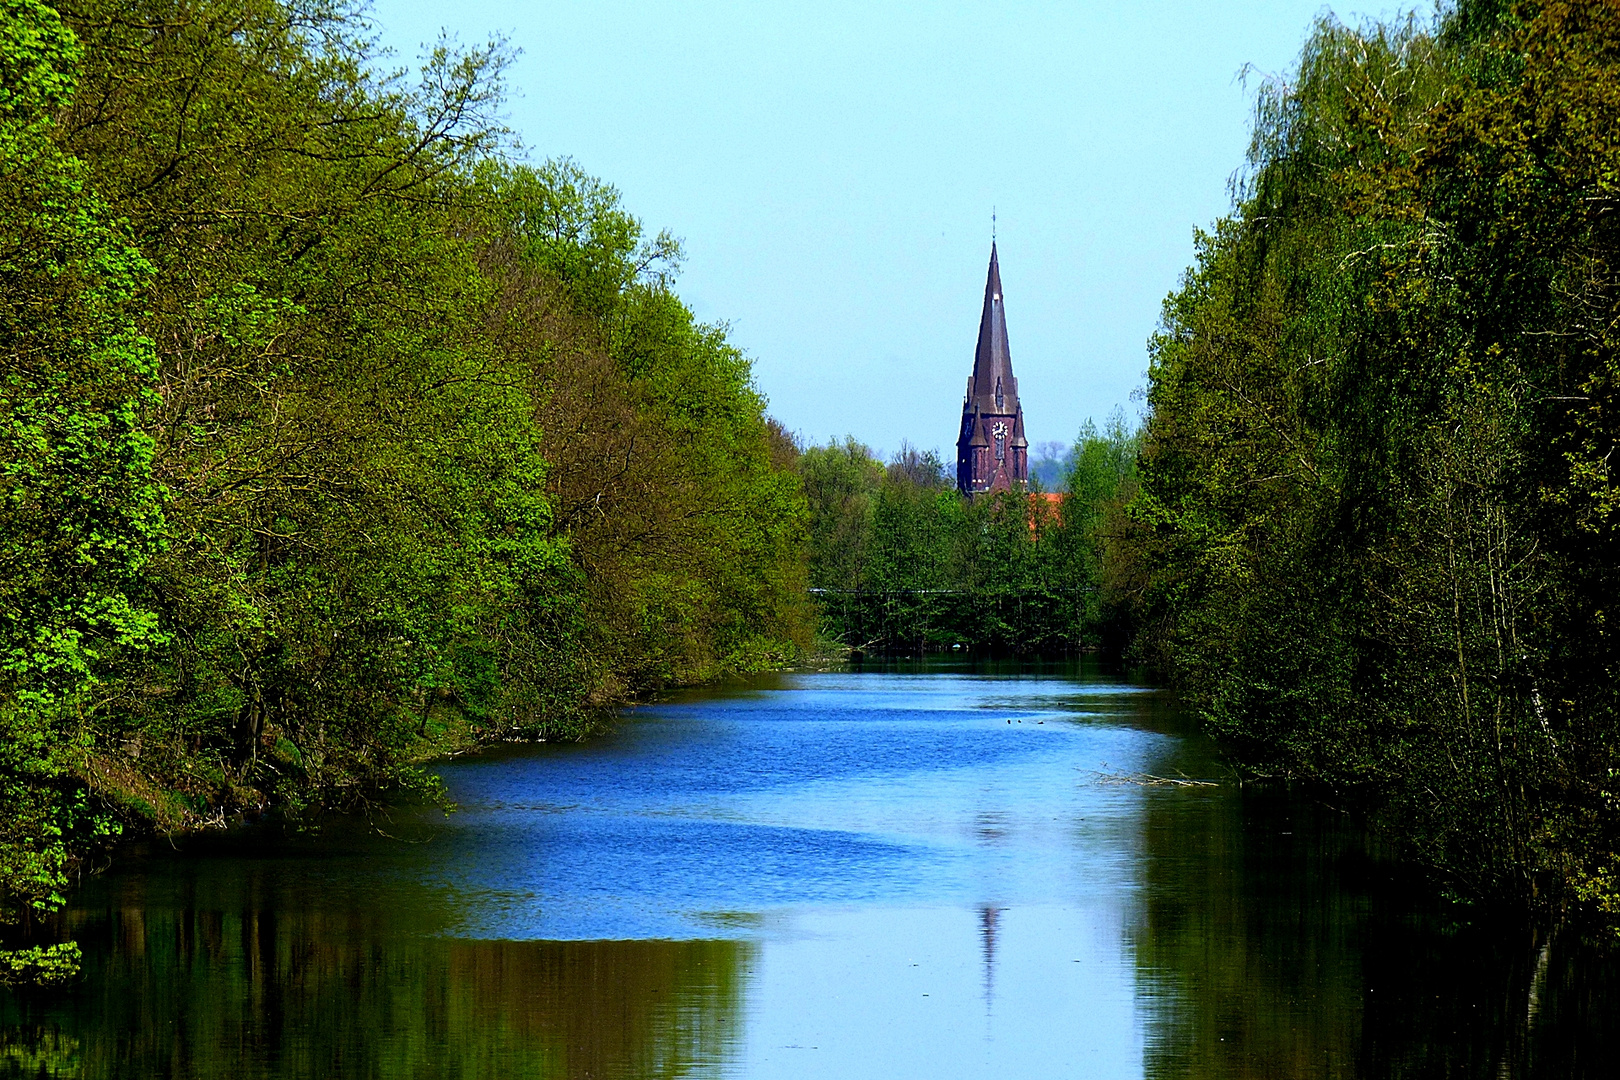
[368,0,1382,460]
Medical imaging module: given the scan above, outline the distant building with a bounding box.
[1030,491,1064,534]
[956,243,1028,495]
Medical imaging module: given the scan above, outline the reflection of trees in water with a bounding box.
[1128,777,1620,1079]
[0,858,751,1079]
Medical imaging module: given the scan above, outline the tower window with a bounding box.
[995,378,1004,410]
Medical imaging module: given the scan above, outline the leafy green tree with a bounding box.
[800,438,884,594]
[1129,0,1620,920]
[477,159,811,687]
[0,0,165,983]
[0,0,814,986]
[1059,409,1141,652]
[797,432,1127,654]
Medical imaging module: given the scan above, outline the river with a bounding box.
[1,661,1614,1077]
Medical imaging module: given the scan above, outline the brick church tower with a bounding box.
[956,243,1028,495]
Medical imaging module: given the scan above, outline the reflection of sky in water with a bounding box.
[408,670,1157,1077]
[737,905,1139,1078]
[9,665,1615,1079]
[426,672,1166,943]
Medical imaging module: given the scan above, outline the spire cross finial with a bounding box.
[992,207,996,242]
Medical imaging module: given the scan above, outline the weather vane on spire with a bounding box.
[992,207,997,242]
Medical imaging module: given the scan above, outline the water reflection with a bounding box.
[1130,748,1620,1079]
[1,661,1615,1078]
[978,904,1001,1008]
[0,841,745,1075]
[2,846,749,1078]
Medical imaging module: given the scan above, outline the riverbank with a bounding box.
[6,664,1614,1079]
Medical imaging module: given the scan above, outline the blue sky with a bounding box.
[370,1,1399,459]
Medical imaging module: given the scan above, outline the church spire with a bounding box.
[956,242,1028,495]
[970,242,1013,400]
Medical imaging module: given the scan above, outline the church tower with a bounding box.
[956,243,1028,495]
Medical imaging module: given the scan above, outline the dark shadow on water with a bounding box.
[1131,768,1620,1079]
[0,839,749,1080]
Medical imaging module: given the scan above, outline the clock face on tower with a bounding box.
[992,421,1007,438]
[992,421,1007,462]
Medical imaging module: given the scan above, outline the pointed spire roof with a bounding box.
[957,240,1029,495]
[968,243,1015,410]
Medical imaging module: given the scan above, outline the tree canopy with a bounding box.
[0,0,809,981]
[1129,0,1620,921]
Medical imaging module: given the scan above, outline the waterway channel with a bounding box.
[2,661,1615,1077]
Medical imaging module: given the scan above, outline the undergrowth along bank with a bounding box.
[0,0,809,982]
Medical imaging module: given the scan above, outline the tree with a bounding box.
[0,0,165,983]
[1129,0,1620,920]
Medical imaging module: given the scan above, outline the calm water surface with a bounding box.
[3,663,1616,1078]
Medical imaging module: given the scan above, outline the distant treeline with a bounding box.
[1,0,807,980]
[1124,0,1620,925]
[793,412,1139,656]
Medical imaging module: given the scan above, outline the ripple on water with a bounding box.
[4,662,1615,1079]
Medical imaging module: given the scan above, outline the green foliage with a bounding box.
[1066,410,1137,517]
[1130,0,1620,921]
[801,438,885,593]
[475,158,811,688]
[0,0,810,980]
[0,0,166,982]
[0,941,80,987]
[799,427,1136,654]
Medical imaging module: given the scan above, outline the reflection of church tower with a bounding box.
[956,243,1028,495]
[979,904,1001,1009]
